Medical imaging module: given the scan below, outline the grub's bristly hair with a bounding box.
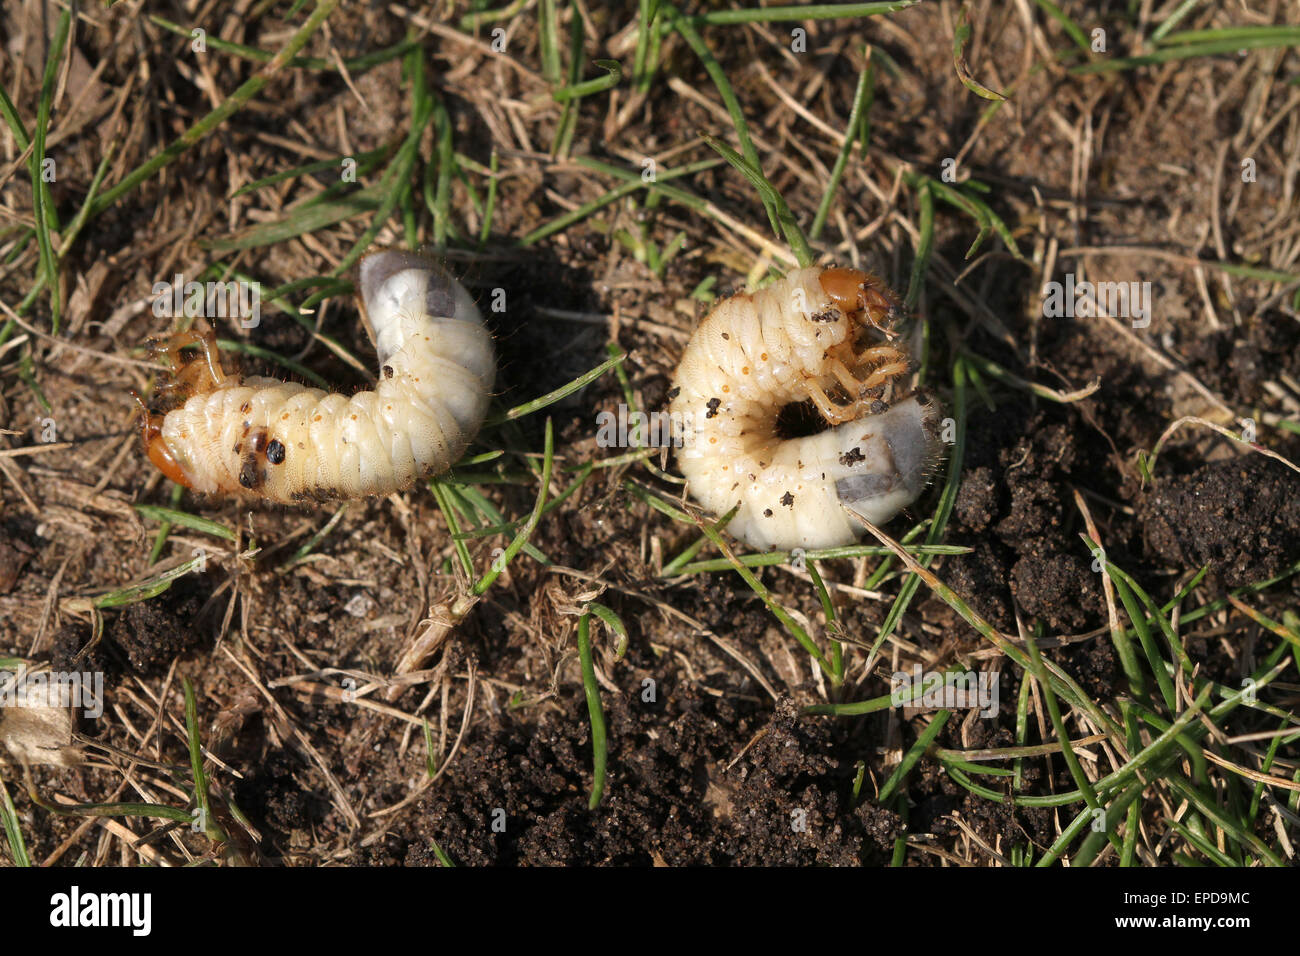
[135,250,495,501]
[669,266,942,551]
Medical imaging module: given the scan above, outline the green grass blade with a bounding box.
[31,9,70,333]
[134,505,237,542]
[90,0,343,219]
[0,769,30,867]
[811,50,874,241]
[577,611,609,808]
[878,710,950,803]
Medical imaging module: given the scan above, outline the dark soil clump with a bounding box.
[1141,456,1300,588]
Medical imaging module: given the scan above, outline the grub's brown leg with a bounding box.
[827,357,867,397]
[827,354,899,409]
[856,344,905,366]
[147,329,228,393]
[861,360,910,391]
[806,380,868,426]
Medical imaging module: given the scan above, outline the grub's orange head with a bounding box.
[818,267,901,334]
[131,390,193,489]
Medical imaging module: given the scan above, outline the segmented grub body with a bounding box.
[137,251,494,501]
[669,266,940,551]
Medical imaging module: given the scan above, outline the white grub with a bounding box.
[669,266,942,551]
[137,250,494,501]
